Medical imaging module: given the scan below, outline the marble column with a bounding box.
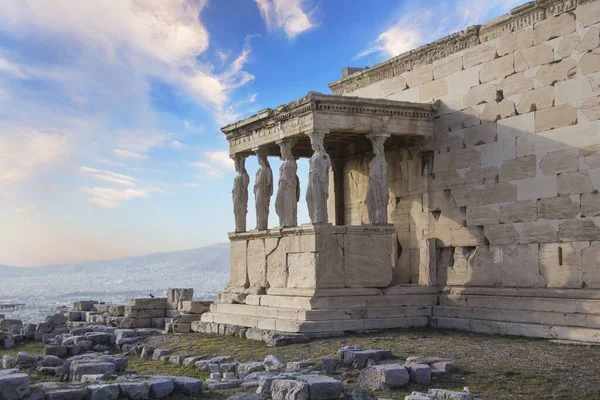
[365,133,390,225]
[232,154,250,232]
[275,139,299,228]
[254,147,273,231]
[306,131,330,225]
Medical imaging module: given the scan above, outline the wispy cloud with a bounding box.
[204,151,235,170]
[357,0,522,59]
[80,167,137,187]
[0,129,69,187]
[113,149,150,160]
[189,150,234,180]
[80,187,150,210]
[255,0,316,39]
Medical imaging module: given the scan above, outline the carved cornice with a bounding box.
[328,0,589,95]
[222,91,434,145]
[328,26,480,96]
[228,224,394,241]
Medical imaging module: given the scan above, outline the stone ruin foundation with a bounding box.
[198,0,600,344]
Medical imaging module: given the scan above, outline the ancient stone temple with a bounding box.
[201,0,600,342]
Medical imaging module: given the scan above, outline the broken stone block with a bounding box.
[44,345,67,358]
[45,389,87,400]
[359,365,409,390]
[0,372,29,400]
[118,382,150,400]
[149,379,174,399]
[270,380,309,400]
[294,375,344,400]
[87,384,119,400]
[405,364,431,384]
[173,377,202,395]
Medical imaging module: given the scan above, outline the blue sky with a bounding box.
[0,0,520,267]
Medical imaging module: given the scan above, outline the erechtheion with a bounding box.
[200,0,600,343]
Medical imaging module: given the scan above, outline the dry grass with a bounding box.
[139,327,600,400]
[4,328,600,399]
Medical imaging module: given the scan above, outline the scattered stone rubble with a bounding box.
[1,332,485,400]
[0,289,214,352]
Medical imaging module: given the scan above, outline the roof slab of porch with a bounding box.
[222,91,436,158]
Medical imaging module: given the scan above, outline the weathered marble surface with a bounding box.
[232,155,249,233]
[254,149,273,231]
[275,140,300,228]
[306,132,330,225]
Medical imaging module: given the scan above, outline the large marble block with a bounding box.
[229,225,395,290]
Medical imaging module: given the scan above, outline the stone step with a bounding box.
[429,316,600,343]
[200,312,428,333]
[443,286,600,299]
[264,285,438,297]
[211,303,432,321]
[440,293,600,314]
[433,306,600,328]
[244,293,437,310]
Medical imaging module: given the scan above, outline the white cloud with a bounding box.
[169,140,184,149]
[0,129,69,186]
[204,151,235,170]
[113,149,150,160]
[189,151,234,180]
[80,167,137,187]
[0,0,254,125]
[0,57,28,79]
[358,0,522,59]
[255,0,315,39]
[80,187,150,210]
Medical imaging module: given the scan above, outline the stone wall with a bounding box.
[336,0,600,289]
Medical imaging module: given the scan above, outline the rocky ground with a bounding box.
[3,323,600,400]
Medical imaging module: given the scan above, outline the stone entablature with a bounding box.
[222,92,434,157]
[227,224,396,292]
[328,0,595,96]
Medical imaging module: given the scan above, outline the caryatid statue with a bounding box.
[254,148,273,231]
[275,139,300,228]
[232,154,250,232]
[306,132,330,224]
[365,134,390,225]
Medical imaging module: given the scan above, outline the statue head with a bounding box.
[278,140,294,161]
[308,132,326,154]
[233,155,246,173]
[255,148,270,168]
[368,135,388,157]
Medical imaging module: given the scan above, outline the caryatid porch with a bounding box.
[202,92,438,334]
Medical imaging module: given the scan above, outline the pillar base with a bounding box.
[201,285,436,334]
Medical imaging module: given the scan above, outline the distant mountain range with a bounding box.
[0,243,230,277]
[0,243,231,305]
